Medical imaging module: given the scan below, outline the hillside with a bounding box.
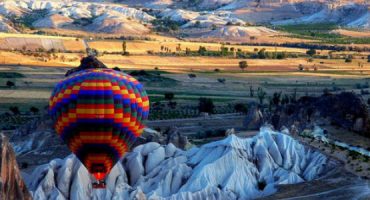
[0,0,368,41]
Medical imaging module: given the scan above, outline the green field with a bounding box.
[277,23,370,44]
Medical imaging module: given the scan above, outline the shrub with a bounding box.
[198,98,214,114]
[306,49,316,56]
[239,61,248,71]
[234,103,248,113]
[345,55,353,63]
[217,78,226,84]
[113,66,121,71]
[6,80,15,87]
[30,106,39,114]
[188,74,196,78]
[164,92,175,101]
[9,106,20,115]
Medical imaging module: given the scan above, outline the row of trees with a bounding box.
[156,92,249,116]
[7,106,39,115]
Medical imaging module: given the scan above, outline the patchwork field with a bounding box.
[0,32,368,124]
[0,33,86,52]
[0,62,369,113]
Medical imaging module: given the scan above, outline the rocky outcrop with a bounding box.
[244,103,264,130]
[164,126,189,150]
[0,134,32,200]
[10,114,70,170]
[268,92,370,137]
[25,127,336,200]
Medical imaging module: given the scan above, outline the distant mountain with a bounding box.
[0,0,368,38]
[0,0,154,35]
[25,127,336,199]
[272,2,369,29]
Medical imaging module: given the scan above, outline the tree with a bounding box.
[176,43,181,52]
[239,61,248,71]
[6,80,15,88]
[122,41,127,54]
[217,78,226,84]
[258,48,266,59]
[188,73,196,78]
[185,48,191,55]
[164,92,175,101]
[249,86,254,97]
[272,92,282,106]
[9,106,20,115]
[113,66,121,71]
[30,106,39,114]
[298,64,304,71]
[345,55,352,63]
[281,94,290,105]
[198,46,207,56]
[257,88,266,105]
[198,98,214,114]
[306,49,316,57]
[220,44,228,56]
[234,103,247,113]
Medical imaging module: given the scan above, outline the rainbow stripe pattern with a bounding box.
[49,68,149,181]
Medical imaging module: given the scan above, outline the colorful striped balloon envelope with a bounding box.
[49,68,149,183]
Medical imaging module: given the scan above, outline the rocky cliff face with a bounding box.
[0,134,32,200]
[25,127,336,200]
[267,92,370,138]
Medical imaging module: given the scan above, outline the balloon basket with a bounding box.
[92,180,106,189]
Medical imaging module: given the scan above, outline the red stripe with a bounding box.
[77,104,115,109]
[77,114,115,118]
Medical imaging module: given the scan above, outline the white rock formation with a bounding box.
[182,13,245,28]
[199,25,279,41]
[273,3,369,29]
[160,9,200,23]
[0,0,155,34]
[25,126,335,200]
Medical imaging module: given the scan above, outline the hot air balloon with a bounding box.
[49,68,149,187]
